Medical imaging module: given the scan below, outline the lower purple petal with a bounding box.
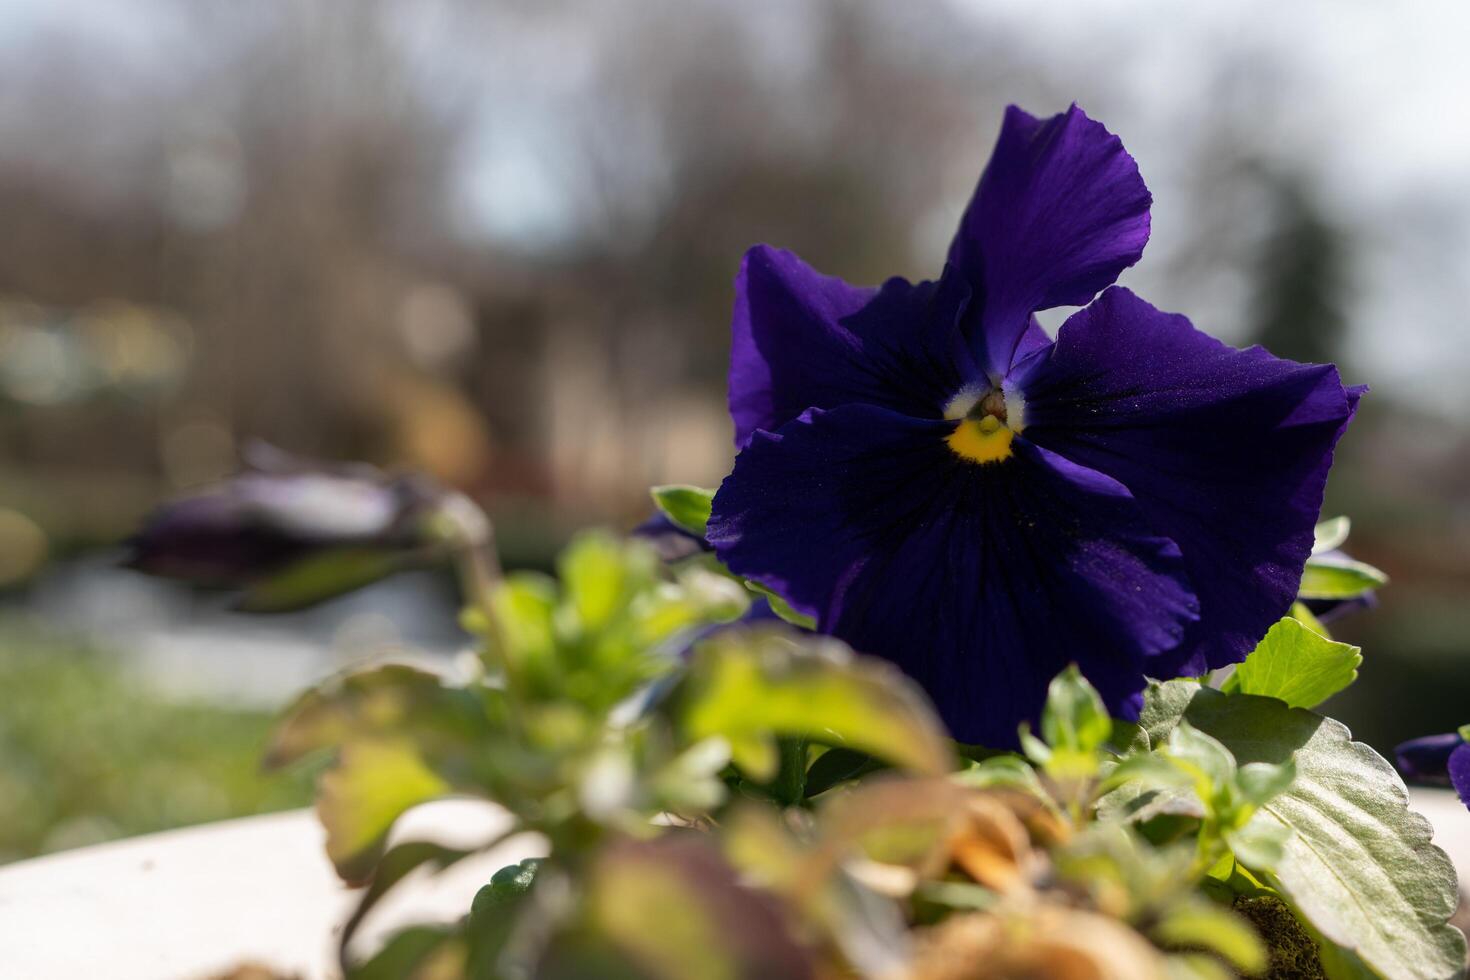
[1014,287,1358,676]
[708,404,1198,746]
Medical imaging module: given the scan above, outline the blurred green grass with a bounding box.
[0,618,315,864]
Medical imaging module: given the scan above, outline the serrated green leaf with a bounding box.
[650,485,716,538]
[1139,682,1465,980]
[1313,516,1352,556]
[1298,556,1388,601]
[1226,617,1362,709]
[679,627,952,782]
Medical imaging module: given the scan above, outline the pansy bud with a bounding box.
[125,443,450,611]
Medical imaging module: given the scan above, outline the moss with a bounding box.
[1233,895,1325,980]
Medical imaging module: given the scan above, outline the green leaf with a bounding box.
[466,858,541,976]
[955,755,1050,802]
[650,485,716,538]
[490,573,559,672]
[1236,760,1296,807]
[340,840,474,961]
[1223,821,1290,870]
[679,627,953,782]
[1313,516,1352,555]
[472,858,541,914]
[1163,722,1236,791]
[804,747,885,798]
[1225,617,1362,709]
[237,547,413,612]
[1041,665,1113,755]
[570,836,814,980]
[1298,556,1388,601]
[346,925,463,980]
[558,530,659,633]
[316,738,452,883]
[1165,952,1236,980]
[1289,600,1332,639]
[744,580,817,630]
[1139,682,1465,980]
[1153,900,1267,975]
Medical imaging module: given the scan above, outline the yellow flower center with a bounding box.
[948,413,1014,464]
[944,384,1023,465]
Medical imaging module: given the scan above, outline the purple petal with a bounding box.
[1302,592,1377,624]
[949,105,1151,374]
[1013,287,1359,675]
[728,246,979,446]
[631,512,712,562]
[1397,733,1461,787]
[125,458,442,588]
[708,403,1198,746]
[1449,743,1470,809]
[124,493,310,584]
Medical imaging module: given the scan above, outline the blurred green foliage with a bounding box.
[0,618,314,864]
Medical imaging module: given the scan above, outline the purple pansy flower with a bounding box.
[706,104,1361,746]
[1396,733,1470,810]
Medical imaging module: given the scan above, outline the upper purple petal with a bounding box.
[1013,287,1359,675]
[728,245,979,446]
[707,403,1198,746]
[948,104,1151,375]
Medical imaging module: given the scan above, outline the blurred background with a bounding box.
[2,0,1468,861]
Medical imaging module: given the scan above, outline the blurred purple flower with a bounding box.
[631,511,713,563]
[126,443,448,610]
[1396,732,1470,810]
[707,104,1361,746]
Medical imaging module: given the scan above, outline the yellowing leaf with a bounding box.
[680,627,953,781]
[317,738,451,883]
[267,664,478,769]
